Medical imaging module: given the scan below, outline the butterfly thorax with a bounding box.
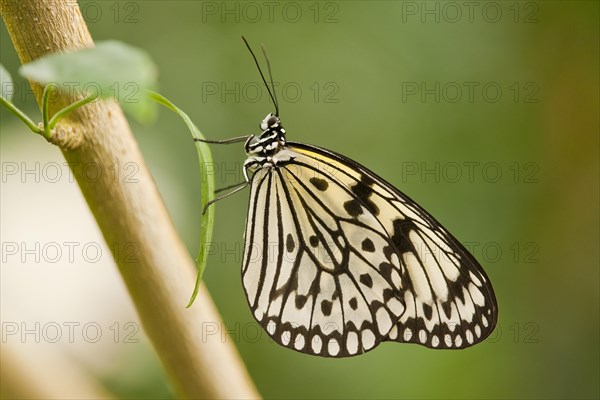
[245,125,287,157]
[245,113,287,157]
[243,114,295,180]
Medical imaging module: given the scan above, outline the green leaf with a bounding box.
[19,40,158,123]
[148,91,215,307]
[0,64,14,101]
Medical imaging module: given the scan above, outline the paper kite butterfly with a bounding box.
[198,38,498,357]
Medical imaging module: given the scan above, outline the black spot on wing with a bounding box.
[308,271,322,298]
[361,238,375,252]
[309,177,329,191]
[309,235,319,247]
[453,283,466,303]
[422,303,433,320]
[359,273,373,288]
[442,301,453,319]
[349,297,358,310]
[286,233,295,253]
[295,294,308,309]
[390,218,419,254]
[343,199,363,217]
[447,265,476,304]
[321,300,333,316]
[349,176,379,216]
[379,262,394,282]
[383,245,395,261]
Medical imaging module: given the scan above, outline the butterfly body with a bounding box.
[238,114,498,357]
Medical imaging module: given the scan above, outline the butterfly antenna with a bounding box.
[261,44,280,117]
[242,36,280,116]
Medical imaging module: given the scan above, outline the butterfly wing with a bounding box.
[242,166,405,357]
[242,143,498,357]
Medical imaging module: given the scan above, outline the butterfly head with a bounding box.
[259,113,286,144]
[258,112,286,142]
[260,113,281,131]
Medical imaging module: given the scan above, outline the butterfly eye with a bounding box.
[267,116,279,127]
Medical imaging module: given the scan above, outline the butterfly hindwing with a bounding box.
[241,142,498,357]
[242,162,405,356]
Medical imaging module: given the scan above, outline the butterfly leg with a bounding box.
[215,181,248,194]
[202,183,249,215]
[194,135,253,145]
[201,158,259,215]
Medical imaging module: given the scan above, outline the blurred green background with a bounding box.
[1,1,598,399]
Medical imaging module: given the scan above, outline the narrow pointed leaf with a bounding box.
[149,91,215,307]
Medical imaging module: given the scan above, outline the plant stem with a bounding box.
[0,1,259,399]
[41,83,54,139]
[48,93,97,130]
[0,96,41,134]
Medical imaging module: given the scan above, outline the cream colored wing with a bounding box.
[241,143,498,357]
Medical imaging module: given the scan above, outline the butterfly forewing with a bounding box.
[241,142,498,357]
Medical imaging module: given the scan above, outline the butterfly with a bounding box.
[199,38,498,357]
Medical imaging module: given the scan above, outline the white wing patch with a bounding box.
[241,143,498,357]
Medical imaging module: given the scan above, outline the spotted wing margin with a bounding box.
[285,142,498,349]
[241,165,406,358]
